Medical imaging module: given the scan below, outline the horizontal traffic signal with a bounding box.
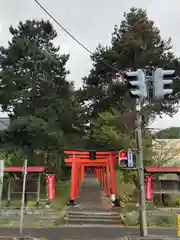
[153,68,175,99]
[125,69,148,98]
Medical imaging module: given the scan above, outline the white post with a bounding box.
[0,160,4,208]
[19,159,28,236]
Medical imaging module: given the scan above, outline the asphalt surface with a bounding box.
[0,226,177,239]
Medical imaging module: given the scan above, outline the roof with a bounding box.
[145,166,180,173]
[4,166,45,173]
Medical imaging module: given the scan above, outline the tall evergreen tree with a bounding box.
[79,7,180,149]
[81,8,180,120]
[0,20,86,171]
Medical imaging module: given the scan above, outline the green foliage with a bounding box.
[0,19,86,178]
[80,7,180,186]
[0,8,180,183]
[91,109,135,149]
[91,108,153,155]
[156,127,180,139]
[5,116,61,150]
[0,147,24,166]
[82,7,180,126]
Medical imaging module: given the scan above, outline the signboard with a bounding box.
[145,174,153,201]
[46,174,55,201]
[127,150,133,168]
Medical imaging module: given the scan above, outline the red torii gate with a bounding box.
[64,150,118,205]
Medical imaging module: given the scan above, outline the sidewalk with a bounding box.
[68,174,114,212]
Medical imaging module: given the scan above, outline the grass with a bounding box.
[2,180,70,210]
[115,170,137,206]
[51,181,70,210]
[0,180,70,227]
[115,170,179,227]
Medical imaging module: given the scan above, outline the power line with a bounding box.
[0,119,9,127]
[33,0,119,72]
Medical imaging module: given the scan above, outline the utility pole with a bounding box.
[135,100,147,237]
[125,67,176,237]
[125,69,148,237]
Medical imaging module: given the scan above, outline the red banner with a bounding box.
[46,174,55,201]
[145,174,153,201]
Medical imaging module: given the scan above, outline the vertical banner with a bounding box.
[0,160,4,178]
[46,174,55,201]
[145,174,153,201]
[127,150,133,168]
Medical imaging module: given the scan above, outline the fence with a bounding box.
[153,180,180,193]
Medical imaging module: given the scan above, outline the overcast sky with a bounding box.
[0,0,180,129]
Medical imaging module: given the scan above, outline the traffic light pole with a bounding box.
[135,100,148,237]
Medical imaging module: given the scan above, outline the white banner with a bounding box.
[0,160,4,179]
[0,160,4,207]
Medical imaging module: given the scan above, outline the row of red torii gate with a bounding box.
[64,150,180,205]
[2,150,180,206]
[64,150,117,205]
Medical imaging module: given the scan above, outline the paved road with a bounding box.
[0,226,177,239]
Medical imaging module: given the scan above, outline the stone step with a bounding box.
[69,211,119,217]
[65,217,120,225]
[68,215,120,220]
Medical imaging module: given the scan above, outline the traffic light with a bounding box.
[89,150,96,160]
[153,68,175,99]
[118,151,128,167]
[125,69,148,98]
[119,151,127,159]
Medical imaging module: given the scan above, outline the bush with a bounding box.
[120,211,139,226]
[153,215,176,227]
[120,210,177,227]
[147,212,177,227]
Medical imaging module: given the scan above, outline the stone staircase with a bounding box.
[65,174,120,225]
[65,211,120,225]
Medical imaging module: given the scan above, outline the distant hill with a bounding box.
[155,127,180,139]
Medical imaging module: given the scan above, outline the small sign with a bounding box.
[46,174,55,201]
[127,150,133,168]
